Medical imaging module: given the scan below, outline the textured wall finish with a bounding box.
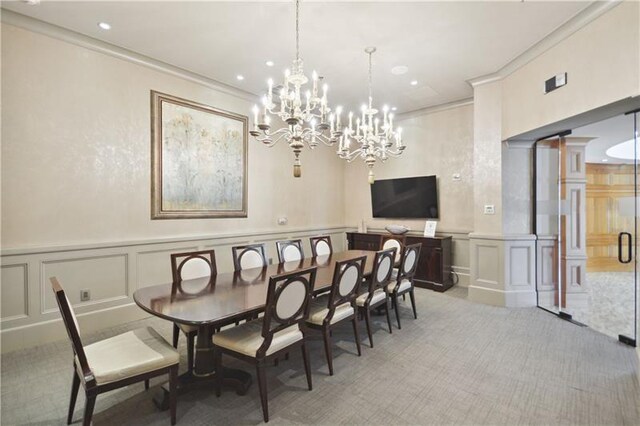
[1,24,346,249]
[502,1,640,140]
[341,103,474,284]
[472,81,503,235]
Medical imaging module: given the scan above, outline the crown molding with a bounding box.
[1,9,260,103]
[397,97,474,121]
[467,0,622,88]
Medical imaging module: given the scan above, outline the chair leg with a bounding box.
[409,289,417,319]
[392,294,402,329]
[144,379,149,390]
[82,393,96,426]
[301,342,312,391]
[321,327,334,376]
[67,370,80,425]
[351,318,362,356]
[363,308,374,348]
[256,361,269,423]
[214,349,222,398]
[187,332,195,374]
[169,365,178,425]
[384,300,393,334]
[172,323,179,348]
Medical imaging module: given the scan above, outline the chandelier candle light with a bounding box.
[250,0,342,178]
[338,47,405,184]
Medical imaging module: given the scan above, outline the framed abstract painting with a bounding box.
[151,91,248,219]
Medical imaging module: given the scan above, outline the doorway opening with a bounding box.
[534,111,638,345]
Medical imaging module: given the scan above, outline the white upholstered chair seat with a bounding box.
[77,327,179,384]
[178,323,198,333]
[390,268,399,279]
[212,320,302,358]
[306,297,354,325]
[355,288,386,307]
[386,279,412,294]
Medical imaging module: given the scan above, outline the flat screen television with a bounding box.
[371,175,439,219]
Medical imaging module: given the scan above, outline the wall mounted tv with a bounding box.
[371,175,439,219]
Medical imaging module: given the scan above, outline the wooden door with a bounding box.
[586,163,635,272]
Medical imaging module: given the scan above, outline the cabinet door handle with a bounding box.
[618,232,632,264]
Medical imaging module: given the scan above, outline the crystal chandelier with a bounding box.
[337,47,405,184]
[250,0,341,178]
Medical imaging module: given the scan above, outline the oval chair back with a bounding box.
[276,239,304,263]
[310,235,333,257]
[257,266,317,358]
[395,243,422,287]
[325,256,367,322]
[381,235,405,261]
[365,248,397,298]
[232,243,268,271]
[50,277,94,384]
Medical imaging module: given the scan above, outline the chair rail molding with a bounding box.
[0,226,352,353]
[468,233,537,307]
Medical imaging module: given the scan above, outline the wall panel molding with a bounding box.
[0,226,355,353]
[469,234,537,307]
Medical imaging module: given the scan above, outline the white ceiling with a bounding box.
[3,1,592,114]
[576,114,638,164]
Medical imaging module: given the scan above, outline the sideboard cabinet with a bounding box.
[346,232,453,292]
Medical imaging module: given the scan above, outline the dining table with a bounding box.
[133,249,379,409]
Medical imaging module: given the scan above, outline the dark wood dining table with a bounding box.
[133,249,378,409]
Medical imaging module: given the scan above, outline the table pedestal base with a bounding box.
[153,367,252,411]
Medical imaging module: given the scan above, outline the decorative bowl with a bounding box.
[385,225,410,235]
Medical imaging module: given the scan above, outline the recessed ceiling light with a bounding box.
[391,107,397,111]
[410,80,418,86]
[265,61,275,67]
[391,65,408,75]
[98,22,111,30]
[23,0,40,5]
[236,75,245,81]
[602,159,609,162]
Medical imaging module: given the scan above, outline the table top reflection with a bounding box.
[133,250,377,328]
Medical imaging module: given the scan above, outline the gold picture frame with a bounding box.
[151,91,248,219]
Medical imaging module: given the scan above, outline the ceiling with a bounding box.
[576,114,638,164]
[3,1,592,114]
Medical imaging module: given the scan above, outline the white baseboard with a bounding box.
[468,285,537,308]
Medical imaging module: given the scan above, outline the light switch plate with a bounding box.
[484,205,495,215]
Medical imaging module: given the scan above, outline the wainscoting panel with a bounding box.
[0,226,354,353]
[1,263,29,321]
[41,253,129,314]
[469,234,536,307]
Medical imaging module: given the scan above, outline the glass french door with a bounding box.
[535,111,638,346]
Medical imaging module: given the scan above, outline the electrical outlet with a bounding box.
[277,217,288,225]
[80,289,91,302]
[484,205,495,215]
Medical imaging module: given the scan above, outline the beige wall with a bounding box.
[502,1,640,140]
[1,24,346,250]
[342,102,474,285]
[343,103,474,234]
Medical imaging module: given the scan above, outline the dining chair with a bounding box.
[170,249,216,374]
[305,256,366,375]
[356,248,396,347]
[386,243,422,329]
[232,243,268,271]
[309,235,333,257]
[51,277,179,426]
[276,239,304,263]
[380,234,405,262]
[213,266,317,423]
